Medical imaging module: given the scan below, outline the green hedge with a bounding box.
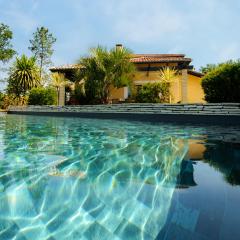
[201,61,240,102]
[135,83,170,103]
[28,87,57,105]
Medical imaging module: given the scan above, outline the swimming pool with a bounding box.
[0,114,239,240]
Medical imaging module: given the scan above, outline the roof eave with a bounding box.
[188,70,204,77]
[131,59,192,64]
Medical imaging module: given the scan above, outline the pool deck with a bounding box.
[7,103,240,125]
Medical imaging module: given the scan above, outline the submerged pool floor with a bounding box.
[0,114,240,240]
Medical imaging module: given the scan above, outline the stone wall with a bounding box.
[8,103,240,116]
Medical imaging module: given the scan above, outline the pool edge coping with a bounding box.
[7,110,240,126]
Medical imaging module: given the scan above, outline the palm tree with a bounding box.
[51,73,69,105]
[8,55,40,96]
[78,47,107,103]
[159,67,179,103]
[109,46,135,94]
[78,46,135,103]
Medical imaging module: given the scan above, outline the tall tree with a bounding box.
[200,64,217,74]
[8,55,41,96]
[0,23,16,63]
[28,26,56,80]
[200,60,236,74]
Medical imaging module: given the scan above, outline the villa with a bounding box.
[50,44,204,104]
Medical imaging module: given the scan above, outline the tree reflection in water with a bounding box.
[203,141,240,186]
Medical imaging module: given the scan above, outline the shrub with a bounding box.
[0,93,28,109]
[28,87,57,105]
[201,61,240,102]
[135,82,170,103]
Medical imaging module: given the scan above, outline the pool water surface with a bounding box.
[0,114,240,240]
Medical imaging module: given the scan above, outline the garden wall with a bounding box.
[8,103,240,125]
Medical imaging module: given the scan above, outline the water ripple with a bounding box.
[1,115,239,239]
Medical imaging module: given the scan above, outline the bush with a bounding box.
[201,61,240,102]
[0,93,28,109]
[135,83,170,103]
[28,87,57,105]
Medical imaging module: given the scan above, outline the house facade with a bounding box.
[50,45,204,104]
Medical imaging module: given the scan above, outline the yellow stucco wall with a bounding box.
[132,70,183,103]
[109,69,205,103]
[135,63,178,68]
[187,74,205,103]
[170,77,182,103]
[109,85,125,100]
[133,71,162,83]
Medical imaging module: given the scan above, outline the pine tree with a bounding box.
[29,26,56,80]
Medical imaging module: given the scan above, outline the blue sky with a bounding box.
[0,0,240,76]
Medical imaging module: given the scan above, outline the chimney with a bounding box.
[116,44,123,51]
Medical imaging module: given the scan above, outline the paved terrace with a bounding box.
[8,103,240,125]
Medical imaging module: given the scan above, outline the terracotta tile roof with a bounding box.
[50,54,192,71]
[130,54,192,63]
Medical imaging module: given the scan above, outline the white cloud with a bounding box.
[98,0,185,43]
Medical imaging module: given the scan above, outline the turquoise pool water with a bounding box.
[0,114,240,240]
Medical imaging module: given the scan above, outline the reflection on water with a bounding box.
[0,114,240,240]
[203,141,240,186]
[176,160,197,188]
[158,127,240,240]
